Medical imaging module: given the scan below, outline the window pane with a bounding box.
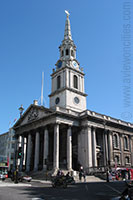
[124,137,128,149]
[66,49,69,55]
[57,76,61,89]
[74,75,78,89]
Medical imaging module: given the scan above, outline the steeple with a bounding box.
[49,11,87,112]
[64,10,72,40]
[56,10,77,69]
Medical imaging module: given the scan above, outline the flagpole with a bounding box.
[41,72,44,106]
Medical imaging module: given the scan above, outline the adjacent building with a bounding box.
[0,129,16,171]
[13,12,133,173]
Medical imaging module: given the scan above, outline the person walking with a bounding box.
[106,169,109,182]
[79,166,84,181]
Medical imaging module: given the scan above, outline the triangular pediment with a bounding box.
[14,104,53,127]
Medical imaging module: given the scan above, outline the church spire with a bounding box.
[64,10,72,40]
[56,11,77,68]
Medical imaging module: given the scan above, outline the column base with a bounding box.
[26,166,30,172]
[43,165,47,171]
[34,168,38,172]
[52,168,59,176]
[67,168,72,171]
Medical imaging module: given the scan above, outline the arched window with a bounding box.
[115,155,119,164]
[73,75,78,89]
[114,134,118,148]
[125,156,129,164]
[124,136,128,149]
[57,75,61,89]
[66,49,69,56]
[71,50,74,57]
[61,50,64,57]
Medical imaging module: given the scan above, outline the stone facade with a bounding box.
[13,12,133,173]
[0,132,8,157]
[0,128,16,170]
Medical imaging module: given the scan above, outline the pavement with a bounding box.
[0,181,31,187]
[32,175,105,184]
[0,175,105,187]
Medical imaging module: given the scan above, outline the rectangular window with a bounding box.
[11,153,14,159]
[12,143,15,149]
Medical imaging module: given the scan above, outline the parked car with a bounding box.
[18,172,32,182]
[0,174,5,181]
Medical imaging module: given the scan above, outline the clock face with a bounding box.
[57,61,62,69]
[72,61,78,69]
[74,97,80,104]
[55,97,60,104]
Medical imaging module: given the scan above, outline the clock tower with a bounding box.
[49,11,87,112]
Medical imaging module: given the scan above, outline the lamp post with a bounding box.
[14,105,24,183]
[19,105,24,118]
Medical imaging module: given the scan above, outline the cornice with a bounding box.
[49,87,87,97]
[51,65,85,76]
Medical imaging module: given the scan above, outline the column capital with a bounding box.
[92,126,97,131]
[103,128,108,134]
[67,124,72,129]
[108,130,113,134]
[55,122,61,125]
[44,126,48,130]
[82,125,92,129]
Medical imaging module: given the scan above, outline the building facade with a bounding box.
[0,132,8,157]
[0,128,16,171]
[13,13,133,173]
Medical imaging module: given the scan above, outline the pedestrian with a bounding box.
[79,166,84,181]
[106,169,109,182]
[45,171,48,181]
[57,169,61,176]
[83,171,86,182]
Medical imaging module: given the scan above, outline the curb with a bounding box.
[32,179,51,184]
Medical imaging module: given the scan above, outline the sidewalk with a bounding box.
[32,179,51,184]
[0,180,31,187]
[32,175,105,184]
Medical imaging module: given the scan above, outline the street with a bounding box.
[0,179,126,200]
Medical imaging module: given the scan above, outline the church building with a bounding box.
[13,12,133,173]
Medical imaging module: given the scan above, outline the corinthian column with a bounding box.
[26,134,32,172]
[20,136,24,171]
[43,128,49,170]
[53,123,59,170]
[92,127,97,167]
[108,131,113,166]
[34,131,40,171]
[85,126,92,168]
[103,130,107,166]
[67,126,72,170]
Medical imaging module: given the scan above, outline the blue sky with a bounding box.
[0,0,132,134]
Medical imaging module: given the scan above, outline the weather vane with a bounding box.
[65,10,70,18]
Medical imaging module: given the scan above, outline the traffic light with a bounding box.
[18,147,22,158]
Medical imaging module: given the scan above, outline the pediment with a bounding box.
[14,105,53,127]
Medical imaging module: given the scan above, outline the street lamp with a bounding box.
[19,105,24,118]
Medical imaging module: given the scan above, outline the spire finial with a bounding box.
[65,10,70,18]
[64,10,72,40]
